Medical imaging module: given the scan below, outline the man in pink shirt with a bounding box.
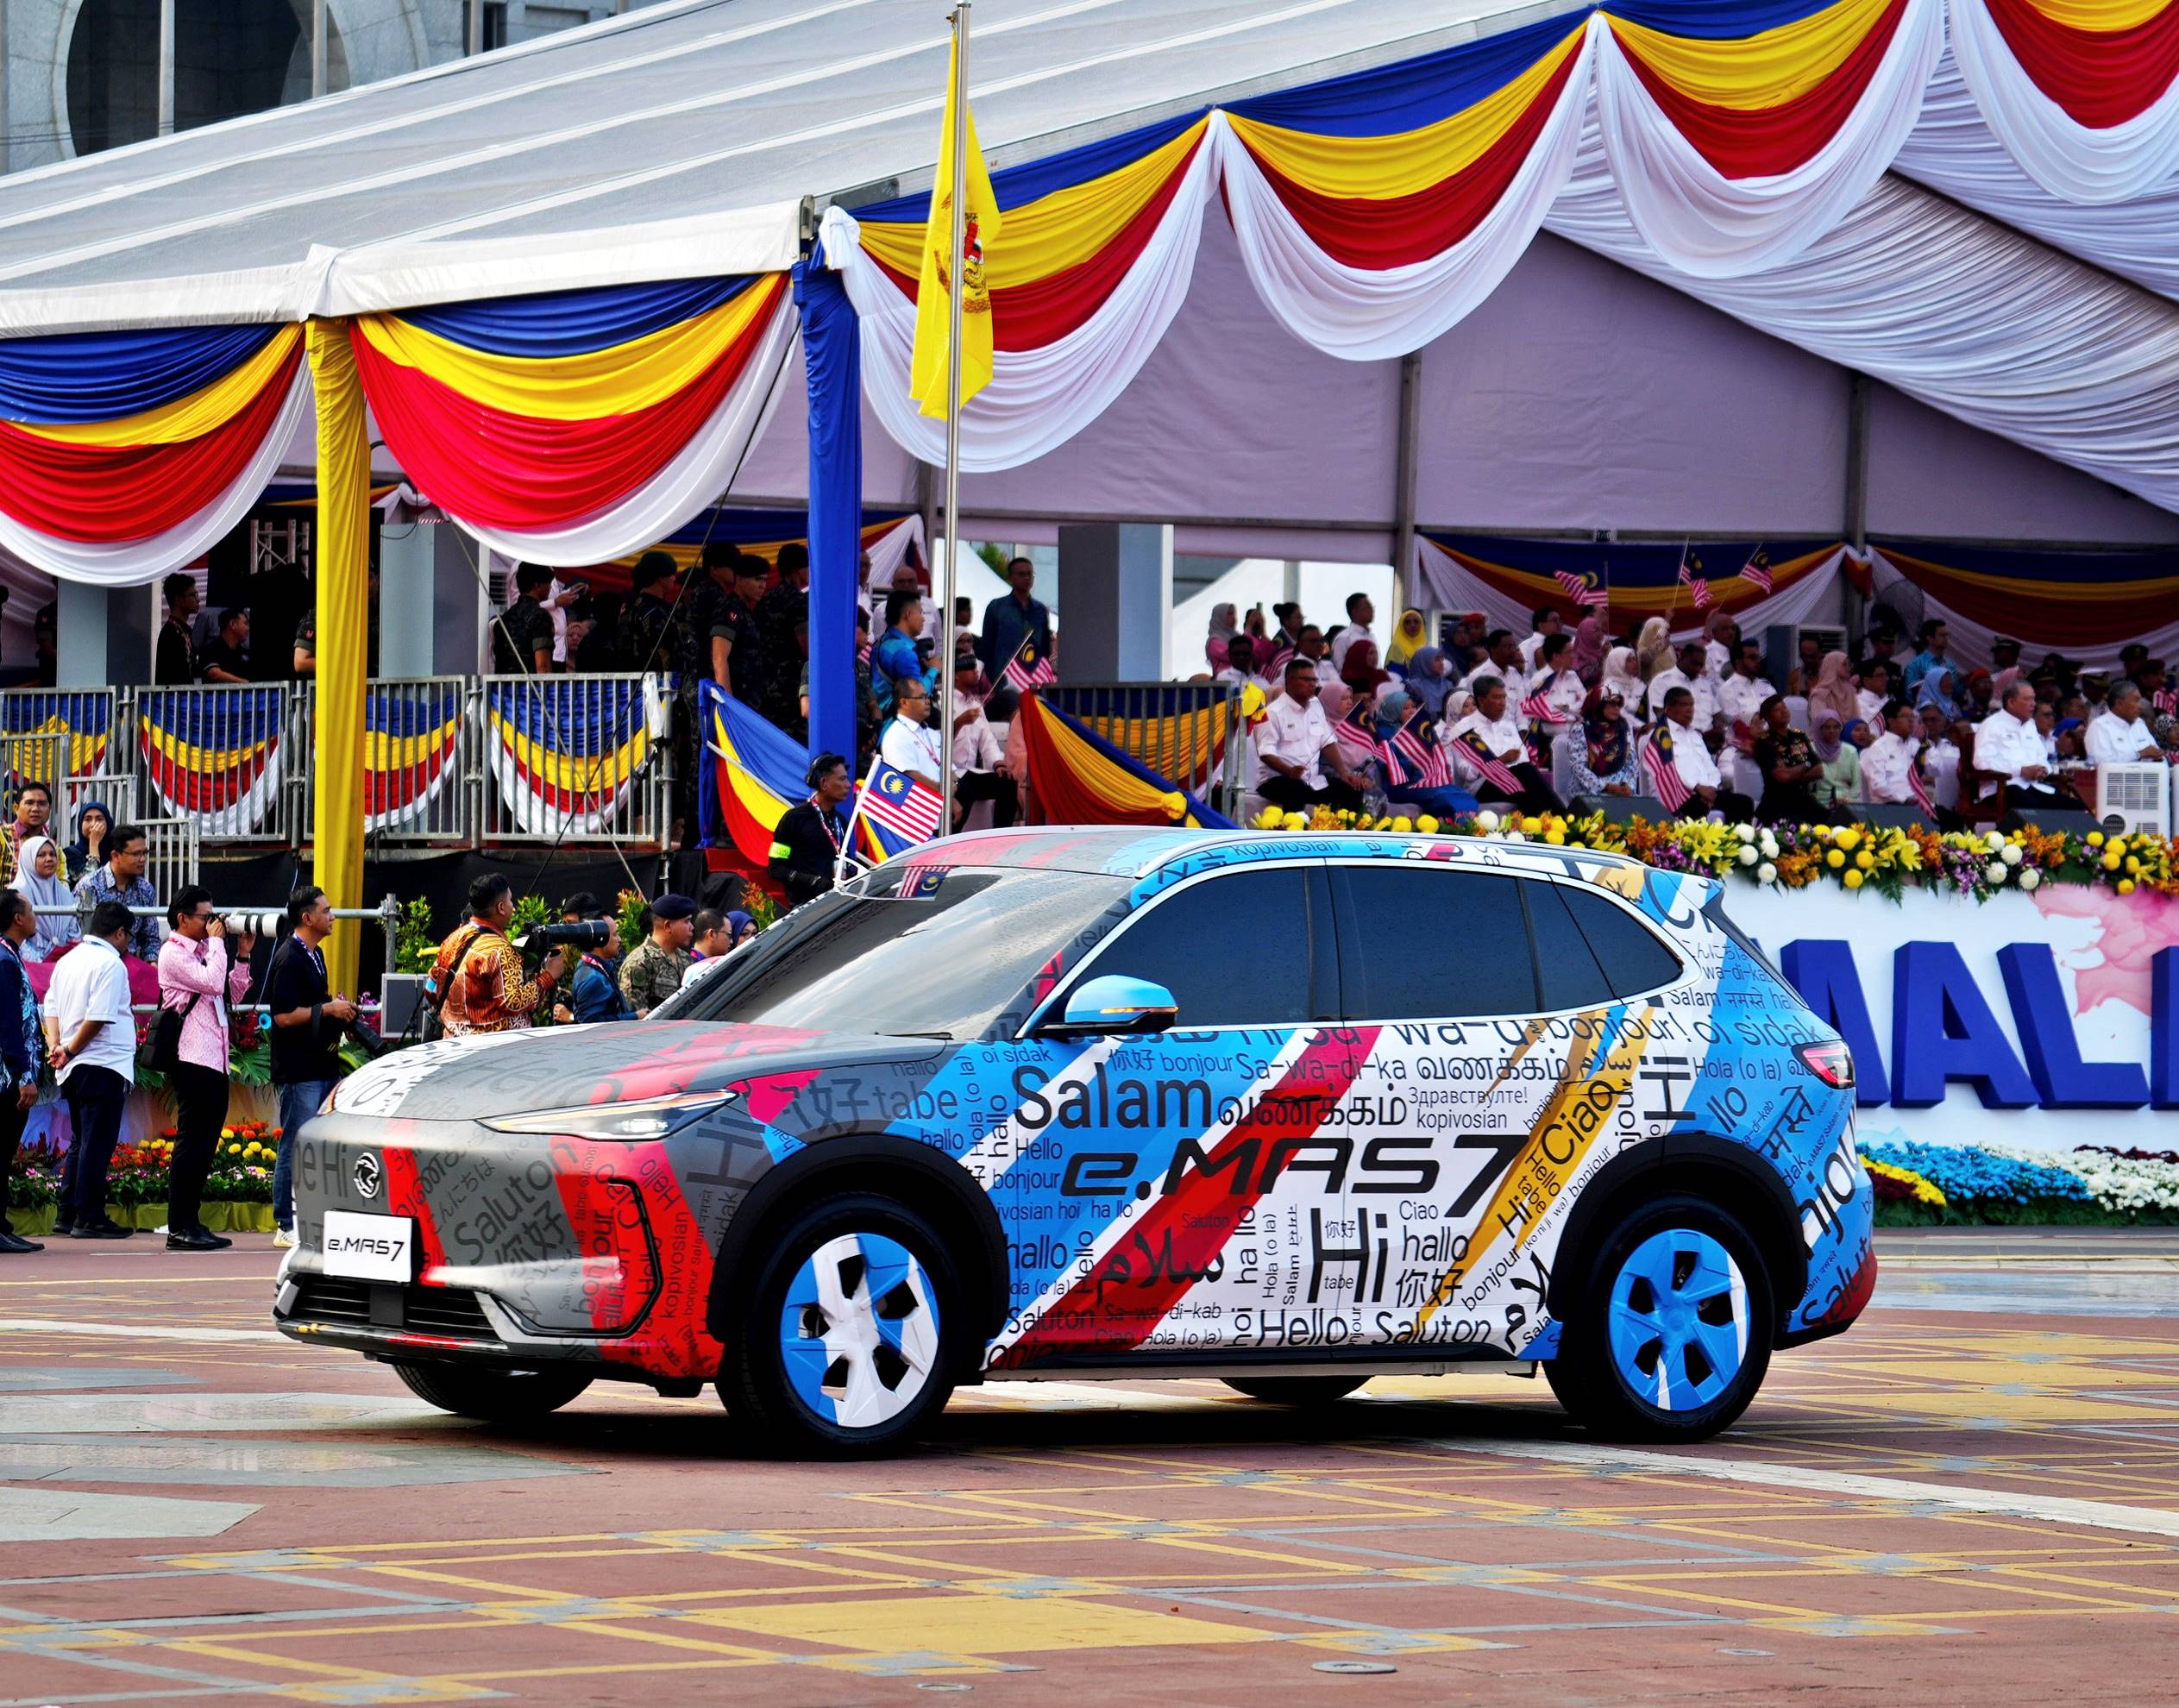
[156,885,254,1252]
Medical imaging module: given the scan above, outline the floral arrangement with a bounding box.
[6,1121,278,1212]
[1861,1136,2179,1226]
[1248,805,2177,905]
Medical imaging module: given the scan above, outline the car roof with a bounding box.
[899,826,1661,884]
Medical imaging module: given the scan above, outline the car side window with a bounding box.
[1560,883,1681,996]
[1334,866,1537,1019]
[1525,880,1617,1012]
[1070,865,1316,1028]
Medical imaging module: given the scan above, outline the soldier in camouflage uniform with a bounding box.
[619,552,687,675]
[618,893,696,1018]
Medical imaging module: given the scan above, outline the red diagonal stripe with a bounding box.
[1983,0,2179,129]
[997,1026,1376,1367]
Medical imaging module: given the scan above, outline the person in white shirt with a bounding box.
[1975,681,2062,805]
[1516,606,1564,674]
[1293,626,1341,695]
[1215,635,1276,702]
[1645,642,1719,736]
[1717,641,1776,738]
[1652,686,1755,821]
[44,901,138,1240]
[1446,676,1564,813]
[1256,658,1366,812]
[948,687,1020,828]
[2087,683,2162,766]
[1529,633,1586,725]
[879,678,945,790]
[1327,593,1377,675]
[1703,612,1740,684]
[1856,660,1895,726]
[1862,701,1929,805]
[1461,631,1531,708]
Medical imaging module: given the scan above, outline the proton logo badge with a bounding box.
[353,1153,382,1201]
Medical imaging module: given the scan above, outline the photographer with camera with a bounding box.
[430,873,563,1039]
[267,886,355,1249]
[550,893,630,1025]
[156,886,255,1252]
[618,893,694,1019]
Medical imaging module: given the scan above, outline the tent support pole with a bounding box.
[1843,369,1870,646]
[939,3,970,834]
[157,0,176,135]
[312,0,330,98]
[1391,348,1422,631]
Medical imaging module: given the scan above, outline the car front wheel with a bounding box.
[1547,1196,1773,1442]
[390,1359,593,1422]
[722,1194,959,1459]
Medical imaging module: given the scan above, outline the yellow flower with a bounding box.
[1836,828,1860,852]
[1354,814,1374,830]
[1416,815,1438,834]
[2126,857,2143,876]
[1825,849,1844,870]
[2088,830,2105,846]
[2104,850,2124,870]
[1843,869,1864,890]
[2118,877,2138,895]
[1282,813,1306,832]
[1855,850,1874,870]
[1544,829,1565,845]
[1256,807,1284,830]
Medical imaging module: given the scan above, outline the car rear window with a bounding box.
[1074,865,1317,1028]
[1548,882,1681,1000]
[1334,866,1537,1019]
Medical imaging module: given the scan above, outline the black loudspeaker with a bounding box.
[1997,806,2101,836]
[1571,794,1669,825]
[1856,803,1936,831]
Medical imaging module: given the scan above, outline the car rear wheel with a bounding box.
[721,1194,958,1459]
[1546,1196,1773,1443]
[390,1359,593,1422]
[1222,1376,1367,1407]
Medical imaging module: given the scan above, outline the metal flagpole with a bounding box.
[938,3,969,835]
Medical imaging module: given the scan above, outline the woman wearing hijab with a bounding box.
[1570,614,1606,686]
[13,837,76,964]
[1808,711,1861,808]
[1569,687,1639,798]
[1372,686,1476,820]
[1807,652,1859,728]
[1403,646,1454,721]
[1636,616,1674,681]
[726,909,758,949]
[1386,609,1428,670]
[63,800,110,887]
[1340,637,1391,700]
[1204,603,1237,674]
[1915,667,1964,724]
[1600,645,1646,718]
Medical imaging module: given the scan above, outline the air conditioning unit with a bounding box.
[2096,763,2172,838]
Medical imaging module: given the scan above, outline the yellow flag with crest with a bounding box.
[909,35,1002,418]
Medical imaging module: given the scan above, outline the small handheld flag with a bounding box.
[1454,728,1525,797]
[1000,632,1055,693]
[1553,569,1608,611]
[1678,549,1711,611]
[1389,710,1452,788]
[851,757,945,857]
[1643,727,1693,813]
[1742,547,1773,595]
[909,34,1003,418]
[1906,743,1937,818]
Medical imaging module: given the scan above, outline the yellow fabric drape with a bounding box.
[1606,0,1898,109]
[307,319,370,999]
[22,326,304,445]
[910,35,1003,417]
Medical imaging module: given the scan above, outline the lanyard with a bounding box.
[810,797,844,857]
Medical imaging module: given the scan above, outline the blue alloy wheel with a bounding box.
[777,1232,943,1431]
[1605,1228,1749,1413]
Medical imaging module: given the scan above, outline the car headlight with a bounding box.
[480,1089,737,1140]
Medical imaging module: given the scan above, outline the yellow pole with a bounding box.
[305,320,369,997]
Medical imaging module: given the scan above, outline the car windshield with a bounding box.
[666,866,1132,1039]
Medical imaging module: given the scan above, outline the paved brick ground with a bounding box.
[3,1229,2176,1705]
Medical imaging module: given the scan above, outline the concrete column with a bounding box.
[1057,523,1171,681]
[56,581,152,688]
[157,0,176,135]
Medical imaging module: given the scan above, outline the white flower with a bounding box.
[1503,830,1526,843]
[1985,829,2007,853]
[1758,834,1780,859]
[2019,867,2041,892]
[1735,823,1757,843]
[1756,862,1778,885]
[1474,809,1500,832]
[1737,845,1759,866]
[2000,843,2024,867]
[1984,861,2007,886]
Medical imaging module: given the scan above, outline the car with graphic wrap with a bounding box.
[275,828,1874,1455]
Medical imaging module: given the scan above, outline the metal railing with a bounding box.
[0,675,675,854]
[1040,681,1246,823]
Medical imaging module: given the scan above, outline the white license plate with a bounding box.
[321,1210,415,1283]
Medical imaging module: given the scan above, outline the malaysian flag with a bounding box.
[1519,681,1573,726]
[1265,644,1296,681]
[1906,744,1937,818]
[1340,697,1389,764]
[1554,569,1608,610]
[1679,549,1711,611]
[1742,548,1773,595]
[1000,632,1056,693]
[855,757,944,848]
[1453,728,1525,796]
[1388,709,1452,788]
[1642,728,1693,813]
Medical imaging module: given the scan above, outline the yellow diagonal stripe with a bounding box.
[1607,0,1900,110]
[354,276,782,421]
[1222,24,1586,200]
[18,325,303,446]
[2014,0,2172,29]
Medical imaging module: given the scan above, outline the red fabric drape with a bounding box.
[1982,0,2179,129]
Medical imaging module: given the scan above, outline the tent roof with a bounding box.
[0,0,1587,333]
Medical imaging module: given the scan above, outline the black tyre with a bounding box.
[391,1359,593,1422]
[720,1193,961,1459]
[1222,1376,1367,1407]
[1546,1194,1774,1443]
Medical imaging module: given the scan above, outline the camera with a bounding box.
[514,918,615,968]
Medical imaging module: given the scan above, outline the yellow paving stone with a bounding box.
[692,1592,1276,1655]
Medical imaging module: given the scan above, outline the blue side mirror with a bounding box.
[1047,974,1178,1037]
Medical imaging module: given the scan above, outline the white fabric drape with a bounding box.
[1591,0,1944,277]
[0,365,312,587]
[1952,0,2179,204]
[819,135,1216,474]
[447,291,796,568]
[863,512,925,589]
[1414,537,1852,646]
[1897,53,2179,300]
[1868,549,2179,674]
[1547,131,2179,516]
[1212,35,1595,361]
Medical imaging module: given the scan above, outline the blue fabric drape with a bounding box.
[0,323,280,424]
[848,110,1206,223]
[402,274,757,359]
[795,244,862,777]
